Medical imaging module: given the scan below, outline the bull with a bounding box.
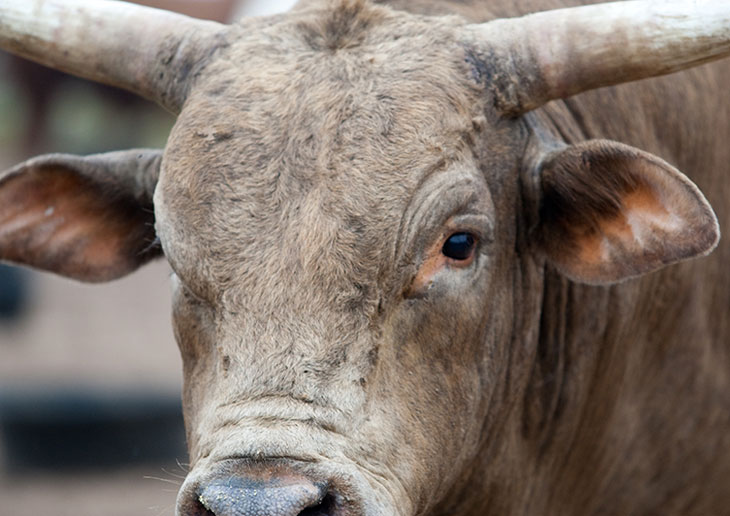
[1,0,729,515]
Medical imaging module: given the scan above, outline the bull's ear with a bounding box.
[0,149,163,282]
[535,140,719,285]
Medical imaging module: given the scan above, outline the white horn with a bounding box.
[0,0,225,113]
[466,0,730,115]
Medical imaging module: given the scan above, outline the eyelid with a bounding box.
[442,214,494,244]
[406,215,491,296]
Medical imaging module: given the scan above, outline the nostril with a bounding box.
[190,497,215,516]
[185,499,216,516]
[298,493,337,516]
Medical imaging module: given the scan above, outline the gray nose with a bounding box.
[187,469,335,516]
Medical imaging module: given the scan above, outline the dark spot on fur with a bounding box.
[194,128,234,146]
[349,282,369,309]
[346,216,366,236]
[206,79,235,97]
[298,0,386,51]
[367,345,379,367]
[178,59,193,85]
[463,46,493,85]
[213,131,233,142]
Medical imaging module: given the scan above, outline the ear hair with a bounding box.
[534,140,719,285]
[0,149,163,282]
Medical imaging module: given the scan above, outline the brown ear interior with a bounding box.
[0,163,160,282]
[537,140,719,285]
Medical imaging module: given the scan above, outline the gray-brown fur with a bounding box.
[1,0,729,515]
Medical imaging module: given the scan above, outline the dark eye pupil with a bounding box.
[442,232,476,260]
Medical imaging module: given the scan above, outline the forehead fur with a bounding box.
[296,0,388,51]
[157,0,494,309]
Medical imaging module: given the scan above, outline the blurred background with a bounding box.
[0,0,296,514]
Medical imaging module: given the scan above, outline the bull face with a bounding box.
[155,8,526,513]
[0,1,726,515]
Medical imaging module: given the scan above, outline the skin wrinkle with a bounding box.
[391,157,449,267]
[0,0,729,515]
[396,162,491,282]
[214,395,350,430]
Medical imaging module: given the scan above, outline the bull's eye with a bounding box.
[442,232,476,261]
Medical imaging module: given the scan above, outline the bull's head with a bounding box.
[1,1,728,515]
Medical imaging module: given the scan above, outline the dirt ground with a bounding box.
[0,466,183,516]
[0,264,185,515]
[0,262,181,390]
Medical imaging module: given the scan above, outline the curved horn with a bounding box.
[0,0,225,113]
[466,0,730,115]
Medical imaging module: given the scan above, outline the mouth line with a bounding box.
[215,454,320,464]
[199,437,332,468]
